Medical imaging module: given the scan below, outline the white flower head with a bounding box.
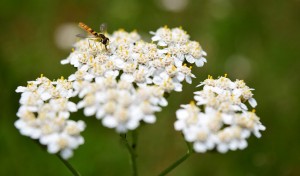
[62,26,206,94]
[150,26,207,68]
[15,75,85,159]
[175,75,265,153]
[77,78,166,133]
[59,26,207,133]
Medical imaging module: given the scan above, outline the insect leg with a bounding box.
[87,39,91,48]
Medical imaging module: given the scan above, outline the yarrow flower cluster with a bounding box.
[76,76,167,133]
[15,23,266,167]
[175,75,266,153]
[58,26,207,133]
[150,26,207,67]
[61,26,207,92]
[15,76,85,159]
[15,26,207,159]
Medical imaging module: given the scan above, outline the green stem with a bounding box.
[158,141,194,176]
[120,133,138,176]
[132,130,138,150]
[56,154,81,176]
[34,140,81,176]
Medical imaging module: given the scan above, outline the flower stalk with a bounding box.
[57,154,81,176]
[158,140,194,176]
[120,133,138,176]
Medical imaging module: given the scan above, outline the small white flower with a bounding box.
[150,27,171,46]
[248,98,257,108]
[153,72,182,92]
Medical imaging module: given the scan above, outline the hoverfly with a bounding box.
[77,22,109,50]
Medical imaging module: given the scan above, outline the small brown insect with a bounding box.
[77,22,109,50]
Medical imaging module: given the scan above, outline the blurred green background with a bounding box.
[1,0,300,175]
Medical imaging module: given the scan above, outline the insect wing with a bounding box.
[76,33,87,38]
[76,33,99,39]
[99,23,107,33]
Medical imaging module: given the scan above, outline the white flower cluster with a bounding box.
[175,75,266,153]
[76,76,167,133]
[61,26,207,93]
[151,26,207,67]
[15,26,207,158]
[59,26,206,132]
[15,76,86,159]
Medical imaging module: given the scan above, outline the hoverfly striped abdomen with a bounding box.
[77,22,110,50]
